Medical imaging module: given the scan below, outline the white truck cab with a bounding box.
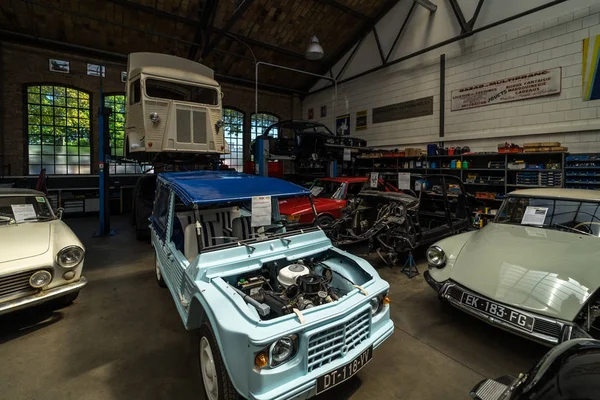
[124,52,227,161]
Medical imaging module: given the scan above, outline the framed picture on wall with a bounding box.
[320,105,327,118]
[49,59,70,74]
[121,71,127,83]
[308,108,314,119]
[87,63,106,77]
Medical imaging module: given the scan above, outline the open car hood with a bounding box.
[450,223,600,321]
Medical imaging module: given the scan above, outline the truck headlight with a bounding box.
[57,245,84,268]
[269,334,298,367]
[370,297,381,315]
[149,112,160,124]
[426,245,446,268]
[30,270,52,288]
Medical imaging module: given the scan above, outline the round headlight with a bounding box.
[30,270,52,288]
[426,245,446,268]
[149,112,160,123]
[270,336,297,366]
[370,297,381,315]
[57,246,84,268]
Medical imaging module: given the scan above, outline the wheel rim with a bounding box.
[319,218,332,227]
[200,337,219,400]
[155,256,162,281]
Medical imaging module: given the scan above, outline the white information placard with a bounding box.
[521,206,548,226]
[311,186,324,197]
[369,172,379,188]
[251,196,272,227]
[11,204,37,223]
[398,173,411,190]
[343,148,351,161]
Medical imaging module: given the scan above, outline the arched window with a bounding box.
[103,94,149,174]
[251,112,279,140]
[26,85,91,174]
[221,108,245,172]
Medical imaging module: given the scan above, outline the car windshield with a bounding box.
[495,196,600,237]
[297,124,334,135]
[0,195,55,224]
[310,180,344,199]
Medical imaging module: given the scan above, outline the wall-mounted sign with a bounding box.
[336,114,350,136]
[49,59,70,74]
[451,68,562,111]
[87,63,106,77]
[583,35,600,101]
[320,105,327,118]
[356,110,367,130]
[308,108,314,119]
[373,96,433,124]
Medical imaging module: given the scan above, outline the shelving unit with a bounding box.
[565,154,600,190]
[349,152,566,206]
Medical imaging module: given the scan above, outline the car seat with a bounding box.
[232,217,256,240]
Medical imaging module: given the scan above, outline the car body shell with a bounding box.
[278,177,367,224]
[425,188,600,346]
[0,189,87,316]
[151,171,393,400]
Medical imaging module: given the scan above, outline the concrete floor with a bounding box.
[0,216,548,400]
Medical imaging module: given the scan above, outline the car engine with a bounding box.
[326,192,420,265]
[575,297,600,339]
[234,259,347,320]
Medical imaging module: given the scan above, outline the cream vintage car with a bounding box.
[425,188,600,346]
[0,188,87,315]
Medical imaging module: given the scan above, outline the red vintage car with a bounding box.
[279,177,397,227]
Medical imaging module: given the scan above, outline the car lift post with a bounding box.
[94,81,115,237]
[256,136,268,176]
[327,160,337,178]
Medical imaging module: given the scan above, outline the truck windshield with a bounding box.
[0,196,55,224]
[495,196,600,237]
[145,79,219,105]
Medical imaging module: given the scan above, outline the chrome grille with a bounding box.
[176,109,191,143]
[307,310,370,372]
[533,319,562,337]
[192,110,207,144]
[446,285,463,301]
[0,270,48,299]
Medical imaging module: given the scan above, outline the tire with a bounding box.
[316,215,334,228]
[155,252,167,288]
[198,323,239,400]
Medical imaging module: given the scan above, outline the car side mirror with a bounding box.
[57,207,64,219]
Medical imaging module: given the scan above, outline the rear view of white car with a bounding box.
[0,188,87,316]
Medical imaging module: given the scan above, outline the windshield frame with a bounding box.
[310,180,346,200]
[0,194,56,225]
[494,195,600,237]
[143,76,220,106]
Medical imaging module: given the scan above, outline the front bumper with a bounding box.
[0,276,87,316]
[426,277,577,346]
[247,318,394,400]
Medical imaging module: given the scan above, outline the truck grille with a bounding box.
[176,109,191,143]
[307,310,371,372]
[192,111,207,144]
[0,270,49,299]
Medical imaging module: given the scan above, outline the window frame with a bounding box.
[152,184,170,239]
[24,83,94,176]
[129,79,141,105]
[251,112,280,141]
[221,107,245,172]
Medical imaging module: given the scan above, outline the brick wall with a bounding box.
[0,43,299,176]
[304,2,600,153]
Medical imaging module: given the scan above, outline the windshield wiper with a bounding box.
[23,215,54,221]
[552,223,595,237]
[237,241,256,254]
[0,213,16,224]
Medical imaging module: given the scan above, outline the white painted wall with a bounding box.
[304,0,600,153]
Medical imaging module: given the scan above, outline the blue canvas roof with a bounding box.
[158,171,311,205]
